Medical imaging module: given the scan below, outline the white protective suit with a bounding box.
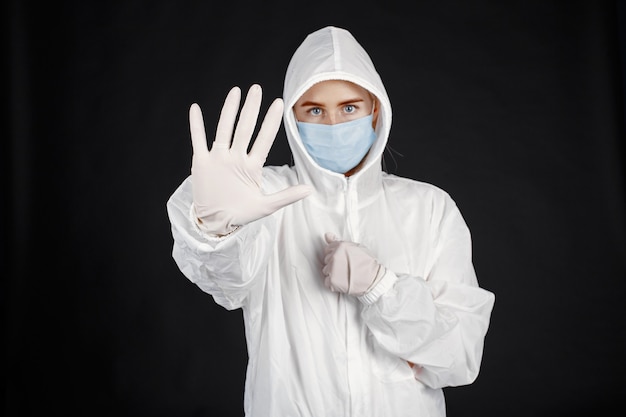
[167,26,495,417]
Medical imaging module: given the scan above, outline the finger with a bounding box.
[249,97,284,163]
[231,84,262,153]
[213,86,242,149]
[324,275,333,290]
[322,264,330,277]
[189,103,209,155]
[263,184,313,213]
[324,232,339,244]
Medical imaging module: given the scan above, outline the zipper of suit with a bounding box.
[344,175,360,417]
[345,176,359,242]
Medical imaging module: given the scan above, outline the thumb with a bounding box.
[263,184,313,213]
[324,232,339,244]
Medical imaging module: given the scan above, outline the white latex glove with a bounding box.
[190,84,313,235]
[322,233,386,296]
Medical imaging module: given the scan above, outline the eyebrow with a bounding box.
[297,98,366,107]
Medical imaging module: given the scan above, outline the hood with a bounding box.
[282,26,392,195]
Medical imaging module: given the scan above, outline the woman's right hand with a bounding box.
[189,84,312,235]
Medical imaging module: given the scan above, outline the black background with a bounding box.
[4,0,626,416]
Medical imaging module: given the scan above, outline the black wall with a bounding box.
[4,0,625,416]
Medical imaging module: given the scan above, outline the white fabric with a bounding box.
[167,25,495,417]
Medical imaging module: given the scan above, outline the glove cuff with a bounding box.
[190,203,241,240]
[357,268,398,305]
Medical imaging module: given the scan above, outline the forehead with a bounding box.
[296,80,372,104]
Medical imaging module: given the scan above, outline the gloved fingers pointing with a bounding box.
[263,184,313,213]
[189,103,209,155]
[232,84,262,154]
[213,86,242,150]
[249,97,284,163]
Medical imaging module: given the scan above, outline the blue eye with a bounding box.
[310,107,322,116]
[344,105,356,113]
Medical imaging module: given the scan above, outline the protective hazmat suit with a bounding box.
[167,26,495,417]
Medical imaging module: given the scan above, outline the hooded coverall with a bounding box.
[167,25,495,417]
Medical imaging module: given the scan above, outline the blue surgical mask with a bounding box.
[296,114,377,174]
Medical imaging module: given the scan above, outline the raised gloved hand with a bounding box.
[322,233,386,296]
[190,84,313,235]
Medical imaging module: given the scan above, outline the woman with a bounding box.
[167,25,495,416]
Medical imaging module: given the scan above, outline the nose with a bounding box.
[326,113,338,125]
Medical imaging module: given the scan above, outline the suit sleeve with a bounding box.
[166,175,275,310]
[360,192,495,388]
